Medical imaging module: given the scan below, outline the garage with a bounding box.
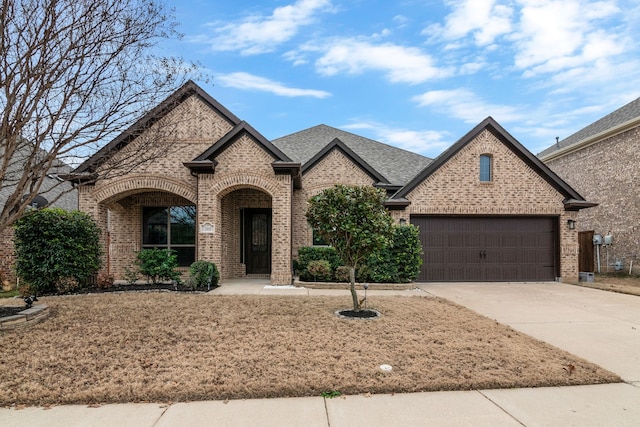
[411,216,558,282]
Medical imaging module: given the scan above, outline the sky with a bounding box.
[161,0,640,159]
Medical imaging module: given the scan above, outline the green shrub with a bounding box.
[14,208,102,294]
[306,260,332,281]
[136,248,181,284]
[186,260,219,290]
[297,246,342,281]
[364,224,423,283]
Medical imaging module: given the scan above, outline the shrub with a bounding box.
[14,208,102,294]
[136,248,181,284]
[186,260,219,290]
[123,266,140,285]
[365,224,423,283]
[297,246,342,281]
[306,260,332,281]
[96,273,115,290]
[335,266,350,282]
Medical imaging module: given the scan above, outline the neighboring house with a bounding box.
[539,97,640,274]
[0,143,78,284]
[68,81,593,285]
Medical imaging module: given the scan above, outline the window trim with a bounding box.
[142,205,196,267]
[479,154,493,182]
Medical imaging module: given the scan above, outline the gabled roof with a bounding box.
[272,124,432,186]
[191,121,293,163]
[301,137,389,184]
[72,80,242,175]
[394,117,591,209]
[186,121,301,188]
[538,96,640,160]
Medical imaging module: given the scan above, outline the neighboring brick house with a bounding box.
[539,97,640,274]
[68,81,593,284]
[0,143,78,285]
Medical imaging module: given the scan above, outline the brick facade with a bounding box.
[73,83,586,286]
[400,129,580,283]
[544,126,640,273]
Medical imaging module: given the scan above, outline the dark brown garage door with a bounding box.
[411,216,558,282]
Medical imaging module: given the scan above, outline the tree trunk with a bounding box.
[349,266,359,311]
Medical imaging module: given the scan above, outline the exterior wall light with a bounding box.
[567,219,576,230]
[399,218,406,225]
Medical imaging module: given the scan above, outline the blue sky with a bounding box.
[163,0,640,158]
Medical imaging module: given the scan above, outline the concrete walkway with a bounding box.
[2,281,640,426]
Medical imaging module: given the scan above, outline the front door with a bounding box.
[244,209,272,275]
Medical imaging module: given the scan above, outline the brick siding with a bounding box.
[544,126,640,273]
[403,129,579,282]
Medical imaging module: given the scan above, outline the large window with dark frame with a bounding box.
[142,206,196,267]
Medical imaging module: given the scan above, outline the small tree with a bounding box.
[306,185,394,311]
[14,208,102,294]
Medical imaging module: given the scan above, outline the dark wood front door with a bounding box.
[578,230,595,272]
[412,216,558,282]
[244,209,271,275]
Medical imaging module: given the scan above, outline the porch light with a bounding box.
[399,218,406,225]
[567,219,576,230]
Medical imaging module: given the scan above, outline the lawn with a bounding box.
[574,272,640,296]
[0,292,619,406]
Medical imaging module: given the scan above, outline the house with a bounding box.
[539,97,640,274]
[0,143,78,285]
[67,81,593,284]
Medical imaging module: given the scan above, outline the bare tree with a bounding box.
[0,0,198,233]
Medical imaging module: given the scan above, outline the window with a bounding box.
[143,206,196,266]
[479,154,492,182]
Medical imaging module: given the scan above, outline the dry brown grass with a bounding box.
[0,293,619,406]
[574,273,640,296]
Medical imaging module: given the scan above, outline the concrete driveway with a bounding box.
[418,282,640,384]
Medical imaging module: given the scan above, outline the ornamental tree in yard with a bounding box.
[306,185,394,311]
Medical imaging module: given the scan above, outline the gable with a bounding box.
[272,124,432,186]
[404,128,567,214]
[302,138,388,184]
[395,117,591,210]
[301,148,378,191]
[71,80,241,177]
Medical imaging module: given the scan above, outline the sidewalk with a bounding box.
[2,281,640,426]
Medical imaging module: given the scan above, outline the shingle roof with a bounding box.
[271,124,432,186]
[539,96,640,157]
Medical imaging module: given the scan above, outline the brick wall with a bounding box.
[292,149,376,257]
[544,126,640,273]
[403,129,579,282]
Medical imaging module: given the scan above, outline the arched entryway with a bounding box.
[219,187,273,280]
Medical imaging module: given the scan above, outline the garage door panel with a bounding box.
[412,216,558,282]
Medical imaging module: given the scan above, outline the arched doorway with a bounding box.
[219,187,273,280]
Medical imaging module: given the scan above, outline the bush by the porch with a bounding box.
[13,208,102,294]
[186,260,219,290]
[296,246,342,281]
[136,248,182,285]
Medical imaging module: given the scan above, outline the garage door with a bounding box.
[411,216,557,282]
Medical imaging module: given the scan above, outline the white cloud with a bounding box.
[306,38,451,84]
[216,72,331,98]
[342,122,451,156]
[198,0,333,55]
[425,0,514,46]
[513,0,622,73]
[412,89,525,124]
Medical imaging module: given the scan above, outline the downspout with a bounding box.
[290,177,295,286]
